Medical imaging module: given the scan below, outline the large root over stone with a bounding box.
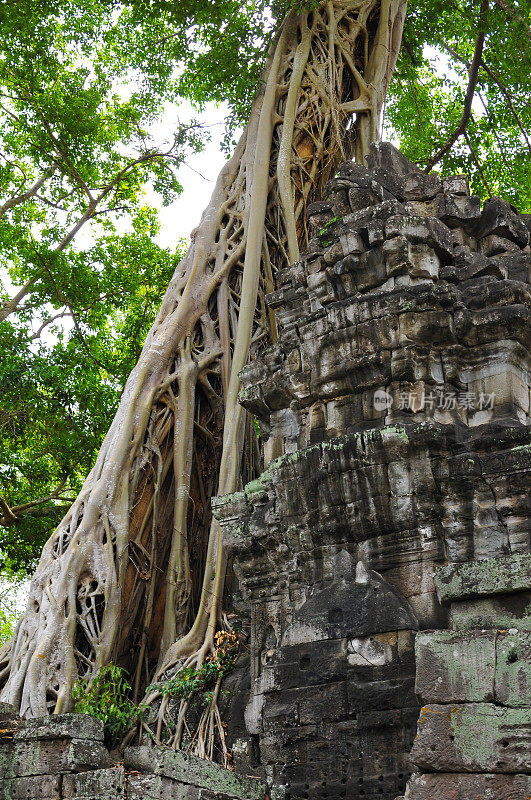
[1,0,406,761]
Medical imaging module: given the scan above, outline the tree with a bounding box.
[1,0,529,764]
[388,0,530,207]
[0,0,274,568]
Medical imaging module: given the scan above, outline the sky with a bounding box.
[148,101,234,251]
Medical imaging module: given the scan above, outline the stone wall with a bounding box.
[404,552,531,800]
[213,143,530,800]
[0,705,265,800]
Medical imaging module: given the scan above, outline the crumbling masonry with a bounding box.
[214,143,531,800]
[1,144,529,799]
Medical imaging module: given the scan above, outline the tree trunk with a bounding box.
[0,0,406,755]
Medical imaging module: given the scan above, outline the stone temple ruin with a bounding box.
[1,144,530,799]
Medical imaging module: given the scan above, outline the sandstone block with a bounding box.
[0,738,109,778]
[435,553,531,604]
[495,631,531,707]
[476,197,530,248]
[125,746,265,800]
[14,713,104,742]
[450,594,531,631]
[414,630,496,704]
[406,772,531,800]
[0,774,61,799]
[441,175,470,196]
[410,703,531,772]
[62,766,125,798]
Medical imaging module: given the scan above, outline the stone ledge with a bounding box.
[405,771,531,800]
[450,593,531,631]
[125,746,265,800]
[409,703,531,773]
[0,737,109,779]
[434,553,531,604]
[13,713,104,742]
[126,772,239,800]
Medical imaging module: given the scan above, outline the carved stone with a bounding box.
[215,142,530,800]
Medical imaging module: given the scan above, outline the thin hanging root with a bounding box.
[1,0,406,759]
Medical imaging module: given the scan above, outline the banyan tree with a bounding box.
[0,0,406,759]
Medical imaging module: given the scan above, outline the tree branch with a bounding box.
[0,275,41,324]
[438,38,531,157]
[0,479,69,527]
[29,309,71,341]
[479,59,531,154]
[463,129,492,196]
[0,166,56,220]
[425,0,489,172]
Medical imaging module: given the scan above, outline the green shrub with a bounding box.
[73,664,145,745]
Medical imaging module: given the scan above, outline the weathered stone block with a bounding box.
[126,772,189,800]
[406,772,531,800]
[450,593,531,631]
[410,703,531,772]
[125,746,266,800]
[0,738,109,778]
[347,677,416,713]
[495,631,531,707]
[62,766,125,798]
[414,630,496,704]
[435,553,531,604]
[14,713,104,742]
[0,774,61,800]
[298,681,348,724]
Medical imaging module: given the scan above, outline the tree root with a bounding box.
[1,0,406,761]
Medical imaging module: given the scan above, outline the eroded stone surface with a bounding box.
[215,142,530,800]
[409,703,531,773]
[435,553,531,604]
[405,772,531,800]
[125,746,265,800]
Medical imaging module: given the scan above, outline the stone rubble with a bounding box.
[0,707,265,799]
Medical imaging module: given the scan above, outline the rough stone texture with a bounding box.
[405,772,531,800]
[415,630,497,704]
[409,703,531,773]
[214,142,530,800]
[125,745,265,800]
[0,737,110,778]
[12,713,104,741]
[0,714,265,799]
[415,629,531,706]
[435,553,531,603]
[126,772,241,800]
[449,592,531,631]
[0,774,61,800]
[62,767,125,799]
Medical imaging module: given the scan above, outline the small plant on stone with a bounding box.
[148,629,240,707]
[73,664,146,746]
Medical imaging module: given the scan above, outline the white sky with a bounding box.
[147,101,233,250]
